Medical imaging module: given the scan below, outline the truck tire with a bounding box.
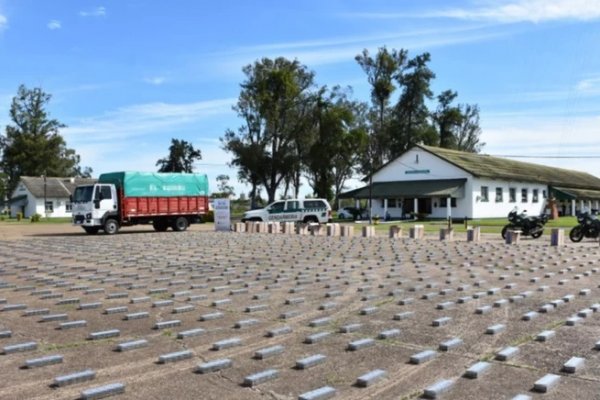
[172,217,189,232]
[303,216,318,224]
[152,219,168,232]
[83,227,99,235]
[104,218,119,235]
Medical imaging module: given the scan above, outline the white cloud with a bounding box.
[63,98,235,143]
[47,20,61,30]
[80,6,106,17]
[0,13,7,29]
[144,77,166,85]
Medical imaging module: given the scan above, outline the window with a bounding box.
[440,198,457,208]
[388,199,397,208]
[480,186,489,202]
[285,201,299,210]
[509,188,516,203]
[542,190,547,199]
[495,188,503,203]
[521,188,528,203]
[532,189,539,203]
[303,200,326,209]
[100,186,112,200]
[65,202,72,212]
[269,201,285,212]
[45,201,54,213]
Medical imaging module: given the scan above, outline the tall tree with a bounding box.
[433,90,463,149]
[355,47,407,168]
[455,104,485,153]
[222,57,316,204]
[389,52,438,157]
[0,85,88,195]
[305,87,368,202]
[213,174,235,198]
[156,138,202,173]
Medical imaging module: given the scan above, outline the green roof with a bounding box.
[418,145,600,191]
[339,179,466,199]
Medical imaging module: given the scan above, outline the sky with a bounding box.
[1,0,600,198]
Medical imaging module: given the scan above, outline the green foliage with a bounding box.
[204,210,214,222]
[16,212,22,221]
[1,85,90,195]
[214,174,235,198]
[156,138,202,173]
[30,213,41,222]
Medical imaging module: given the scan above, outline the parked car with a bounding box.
[241,198,332,224]
[337,207,365,220]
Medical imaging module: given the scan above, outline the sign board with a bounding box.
[405,169,430,174]
[213,198,231,232]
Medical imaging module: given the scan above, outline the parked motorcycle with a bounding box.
[569,211,600,242]
[501,207,549,239]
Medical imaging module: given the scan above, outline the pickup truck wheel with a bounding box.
[172,217,189,232]
[83,227,99,235]
[104,219,119,235]
[152,220,168,232]
[303,216,318,224]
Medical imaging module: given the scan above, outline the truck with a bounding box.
[71,171,209,234]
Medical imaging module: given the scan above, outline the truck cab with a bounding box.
[72,183,119,234]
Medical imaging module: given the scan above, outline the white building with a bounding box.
[10,176,96,218]
[340,145,600,219]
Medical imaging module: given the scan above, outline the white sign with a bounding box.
[213,198,231,232]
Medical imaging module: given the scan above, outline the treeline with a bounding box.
[222,47,484,207]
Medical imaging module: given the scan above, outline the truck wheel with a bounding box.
[104,219,119,235]
[83,227,99,235]
[172,217,189,232]
[303,216,318,224]
[152,220,168,232]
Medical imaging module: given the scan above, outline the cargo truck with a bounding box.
[71,171,209,234]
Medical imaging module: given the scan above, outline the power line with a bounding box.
[492,155,600,159]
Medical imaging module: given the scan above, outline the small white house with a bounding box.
[341,145,600,219]
[10,176,96,218]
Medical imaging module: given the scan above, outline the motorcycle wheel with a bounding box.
[569,226,584,243]
[531,224,544,239]
[501,225,510,240]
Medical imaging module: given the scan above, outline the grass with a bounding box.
[0,217,72,224]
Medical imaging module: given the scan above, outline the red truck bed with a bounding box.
[121,196,208,218]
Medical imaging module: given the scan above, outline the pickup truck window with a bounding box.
[269,201,285,212]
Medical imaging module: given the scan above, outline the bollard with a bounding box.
[362,225,376,238]
[233,222,245,233]
[340,225,354,237]
[389,225,402,239]
[326,224,339,237]
[409,225,424,240]
[267,223,280,234]
[550,228,564,246]
[506,230,521,245]
[282,222,294,234]
[310,224,324,236]
[466,226,481,242]
[296,224,309,235]
[439,228,454,241]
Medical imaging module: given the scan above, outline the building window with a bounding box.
[509,188,516,203]
[521,188,528,203]
[388,199,397,208]
[480,186,489,202]
[45,201,54,213]
[65,202,72,213]
[495,188,503,203]
[440,198,457,208]
[532,189,539,203]
[542,190,547,199]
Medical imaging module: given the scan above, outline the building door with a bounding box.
[418,198,432,214]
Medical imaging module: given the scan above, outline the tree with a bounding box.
[222,57,316,204]
[389,52,438,157]
[156,138,202,173]
[355,47,407,168]
[305,87,368,202]
[0,85,89,195]
[455,104,485,153]
[213,174,235,198]
[433,90,463,149]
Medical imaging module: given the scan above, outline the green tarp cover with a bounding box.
[99,172,209,197]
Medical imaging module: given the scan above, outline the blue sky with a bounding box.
[1,0,600,197]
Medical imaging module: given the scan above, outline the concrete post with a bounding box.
[550,228,564,246]
[466,226,481,242]
[362,225,375,237]
[571,200,576,216]
[505,229,521,245]
[409,225,424,239]
[389,225,402,238]
[296,224,309,235]
[340,225,354,237]
[439,228,454,241]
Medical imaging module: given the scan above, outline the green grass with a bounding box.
[0,217,72,224]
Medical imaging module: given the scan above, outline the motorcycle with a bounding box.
[569,211,600,242]
[501,207,549,240]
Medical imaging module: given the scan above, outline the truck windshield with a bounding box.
[72,186,94,202]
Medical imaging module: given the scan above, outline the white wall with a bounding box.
[471,177,548,218]
[10,185,72,218]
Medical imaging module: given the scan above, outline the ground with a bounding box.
[0,224,599,400]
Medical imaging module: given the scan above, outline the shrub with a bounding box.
[30,213,42,223]
[16,212,22,221]
[203,210,214,223]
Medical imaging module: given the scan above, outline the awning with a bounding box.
[339,179,466,199]
[551,186,600,201]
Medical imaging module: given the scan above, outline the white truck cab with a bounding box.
[242,199,332,224]
[71,183,119,234]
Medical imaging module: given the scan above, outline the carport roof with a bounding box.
[551,186,600,201]
[339,179,466,199]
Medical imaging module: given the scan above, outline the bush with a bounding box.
[16,212,22,221]
[30,213,42,223]
[203,210,214,223]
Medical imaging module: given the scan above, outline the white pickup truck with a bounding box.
[242,199,332,224]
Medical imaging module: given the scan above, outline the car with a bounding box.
[241,198,332,224]
[337,207,365,220]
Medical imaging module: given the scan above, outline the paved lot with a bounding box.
[1,226,600,399]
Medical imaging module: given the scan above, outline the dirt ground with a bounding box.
[1,224,600,400]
